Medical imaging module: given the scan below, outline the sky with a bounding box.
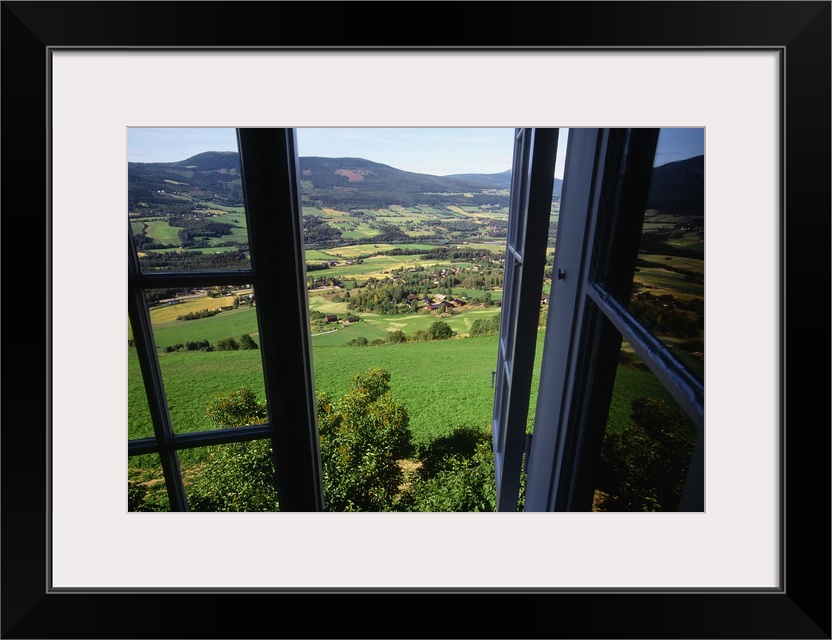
[127,127,704,179]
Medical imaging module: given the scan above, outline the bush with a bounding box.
[469,314,500,337]
[205,386,267,429]
[214,337,239,351]
[187,439,279,512]
[402,428,496,512]
[596,396,697,511]
[387,330,407,343]
[238,333,258,350]
[187,387,278,512]
[317,368,413,511]
[428,320,455,340]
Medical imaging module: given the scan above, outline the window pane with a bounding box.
[611,128,705,383]
[143,284,267,434]
[128,127,252,273]
[128,454,170,512]
[297,128,517,511]
[593,338,700,512]
[183,442,279,512]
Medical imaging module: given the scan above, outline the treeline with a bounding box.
[151,334,259,353]
[168,214,235,247]
[635,257,704,285]
[138,249,250,271]
[176,308,222,321]
[628,292,703,339]
[343,315,500,348]
[345,320,458,346]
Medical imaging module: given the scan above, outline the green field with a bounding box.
[129,329,673,457]
[633,267,703,297]
[148,306,260,349]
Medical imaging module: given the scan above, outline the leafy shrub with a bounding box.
[187,386,278,511]
[403,429,496,512]
[205,386,267,429]
[469,314,500,337]
[596,396,697,511]
[214,337,240,351]
[187,439,279,512]
[387,330,407,343]
[238,334,258,350]
[317,368,413,511]
[176,308,221,321]
[428,320,455,340]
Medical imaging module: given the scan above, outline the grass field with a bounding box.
[632,267,703,298]
[129,328,676,471]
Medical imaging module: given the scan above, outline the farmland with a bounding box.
[128,149,704,508]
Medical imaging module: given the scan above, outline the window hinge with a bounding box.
[523,433,533,473]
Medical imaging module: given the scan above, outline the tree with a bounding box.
[317,368,413,511]
[214,336,239,351]
[387,329,407,343]
[428,320,455,341]
[188,387,278,512]
[238,333,258,350]
[596,396,697,511]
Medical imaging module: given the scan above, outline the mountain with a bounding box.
[445,169,563,198]
[129,153,531,210]
[646,154,704,216]
[128,151,245,209]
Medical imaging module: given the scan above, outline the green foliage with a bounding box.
[387,329,407,343]
[214,336,240,351]
[597,396,697,511]
[428,320,455,341]
[187,386,278,511]
[177,308,221,321]
[317,368,413,511]
[238,333,258,350]
[187,439,279,512]
[402,428,496,512]
[205,386,267,429]
[469,313,500,337]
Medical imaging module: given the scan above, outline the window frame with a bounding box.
[499,127,705,512]
[127,128,324,512]
[130,126,704,514]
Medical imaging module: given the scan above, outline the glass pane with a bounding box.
[614,128,705,382]
[144,284,267,434]
[183,442,279,512]
[128,453,170,512]
[593,338,700,512]
[128,127,252,272]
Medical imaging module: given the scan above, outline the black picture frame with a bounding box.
[3,1,829,638]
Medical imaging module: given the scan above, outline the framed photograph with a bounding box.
[4,1,829,637]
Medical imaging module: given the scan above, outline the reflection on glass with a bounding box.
[183,442,279,512]
[128,454,170,512]
[128,127,252,273]
[628,128,704,382]
[593,338,699,512]
[144,285,267,434]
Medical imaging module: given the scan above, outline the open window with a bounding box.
[493,127,704,512]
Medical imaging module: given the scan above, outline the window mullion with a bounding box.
[237,128,324,512]
[127,232,188,511]
[524,128,607,511]
[492,128,559,511]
